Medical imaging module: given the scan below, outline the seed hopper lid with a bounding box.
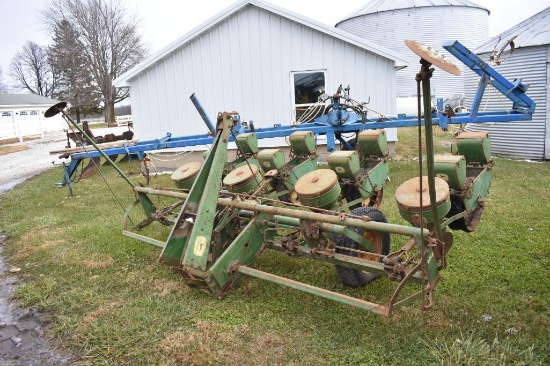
[171,161,202,182]
[223,164,259,188]
[405,40,461,76]
[395,176,450,210]
[294,169,338,198]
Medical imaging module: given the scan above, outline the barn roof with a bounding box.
[337,0,489,25]
[0,93,58,107]
[474,6,550,54]
[114,0,409,87]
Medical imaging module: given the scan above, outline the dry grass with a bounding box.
[150,321,287,366]
[0,145,28,155]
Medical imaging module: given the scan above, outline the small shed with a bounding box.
[114,0,408,142]
[464,6,550,160]
[0,94,64,141]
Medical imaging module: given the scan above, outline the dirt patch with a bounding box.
[0,234,73,365]
[0,145,28,156]
[0,136,41,146]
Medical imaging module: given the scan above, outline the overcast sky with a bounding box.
[1,0,548,87]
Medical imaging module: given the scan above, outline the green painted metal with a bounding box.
[328,151,360,180]
[235,132,259,155]
[257,148,285,171]
[294,169,341,210]
[122,230,165,248]
[208,212,272,293]
[281,158,318,191]
[289,131,315,155]
[160,113,232,267]
[171,161,202,190]
[420,60,444,242]
[457,132,491,165]
[132,186,429,237]
[357,160,389,198]
[357,129,388,158]
[463,167,492,212]
[236,265,390,316]
[223,165,263,194]
[434,155,466,191]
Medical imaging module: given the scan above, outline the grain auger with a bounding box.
[45,40,535,316]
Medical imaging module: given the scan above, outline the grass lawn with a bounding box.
[0,127,549,365]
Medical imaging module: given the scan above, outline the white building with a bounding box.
[0,94,64,141]
[336,0,489,113]
[114,0,408,144]
[464,6,550,160]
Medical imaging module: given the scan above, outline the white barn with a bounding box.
[0,94,64,142]
[114,0,408,143]
[464,6,550,160]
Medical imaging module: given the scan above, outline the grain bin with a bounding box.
[336,0,489,112]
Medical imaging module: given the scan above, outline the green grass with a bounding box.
[0,130,549,365]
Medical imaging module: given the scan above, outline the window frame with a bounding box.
[290,69,327,121]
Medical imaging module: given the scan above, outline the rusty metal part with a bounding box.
[433,231,454,267]
[405,40,461,76]
[79,157,100,180]
[358,227,384,262]
[365,188,384,208]
[396,176,450,209]
[396,177,450,226]
[490,35,517,66]
[464,199,485,232]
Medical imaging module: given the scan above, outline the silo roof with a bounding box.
[337,0,490,24]
[474,6,550,53]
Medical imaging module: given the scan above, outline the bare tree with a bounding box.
[9,41,56,96]
[0,67,9,93]
[42,0,147,123]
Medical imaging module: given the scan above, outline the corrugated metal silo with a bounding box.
[336,0,489,107]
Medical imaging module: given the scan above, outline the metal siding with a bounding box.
[129,6,397,141]
[337,7,488,99]
[464,46,548,160]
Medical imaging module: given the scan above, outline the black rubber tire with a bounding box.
[335,206,391,287]
[446,194,476,232]
[275,178,291,203]
[342,185,362,210]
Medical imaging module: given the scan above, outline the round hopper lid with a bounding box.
[405,40,461,76]
[171,161,202,182]
[294,169,338,198]
[395,176,450,209]
[223,164,259,188]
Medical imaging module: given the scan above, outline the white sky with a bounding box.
[0,0,548,84]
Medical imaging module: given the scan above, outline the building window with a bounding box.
[292,70,326,122]
[20,111,28,116]
[1,112,11,117]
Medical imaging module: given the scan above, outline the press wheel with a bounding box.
[343,186,384,210]
[335,206,390,287]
